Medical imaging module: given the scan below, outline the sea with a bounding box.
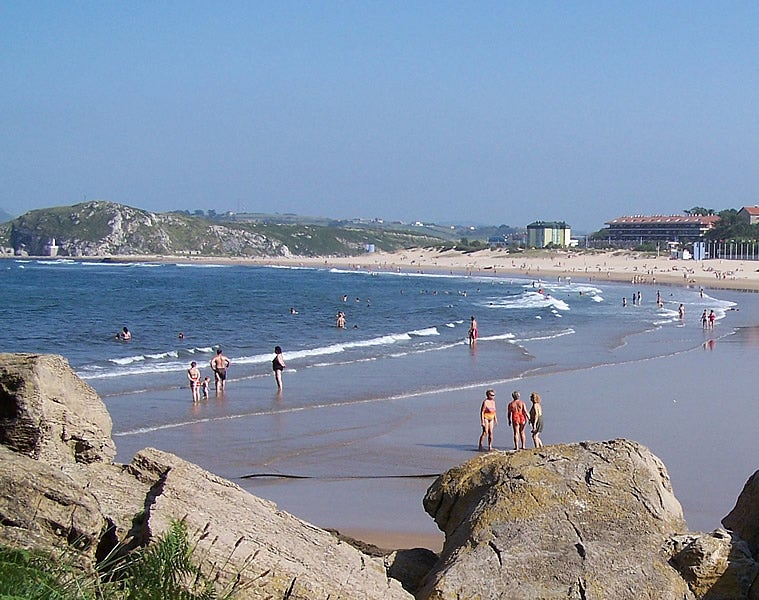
[2,257,756,543]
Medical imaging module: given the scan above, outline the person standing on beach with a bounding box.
[187,361,201,402]
[507,391,529,450]
[678,304,685,321]
[468,316,478,344]
[478,389,497,451]
[708,310,716,329]
[529,392,544,448]
[272,345,286,391]
[210,348,231,392]
[701,310,708,329]
[201,376,210,399]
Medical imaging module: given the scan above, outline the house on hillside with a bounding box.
[737,206,759,225]
[488,235,507,248]
[527,221,571,248]
[604,215,718,244]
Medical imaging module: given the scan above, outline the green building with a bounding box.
[527,221,571,248]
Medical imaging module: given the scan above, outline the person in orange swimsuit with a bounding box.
[507,390,529,450]
[478,389,497,451]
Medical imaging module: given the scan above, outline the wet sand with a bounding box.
[111,288,759,552]
[97,249,759,552]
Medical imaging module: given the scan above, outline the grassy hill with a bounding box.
[0,201,448,258]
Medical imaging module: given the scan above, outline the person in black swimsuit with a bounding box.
[210,348,231,392]
[272,345,286,391]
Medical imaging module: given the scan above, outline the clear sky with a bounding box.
[2,2,757,232]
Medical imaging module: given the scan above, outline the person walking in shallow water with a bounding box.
[529,392,544,448]
[187,361,201,403]
[272,345,286,391]
[210,348,230,392]
[507,390,529,450]
[468,316,478,344]
[478,389,497,451]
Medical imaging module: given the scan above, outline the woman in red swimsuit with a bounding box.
[507,390,529,450]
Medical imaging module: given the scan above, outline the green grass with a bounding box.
[0,201,447,256]
[0,520,250,600]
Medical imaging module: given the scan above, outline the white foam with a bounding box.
[174,263,231,268]
[408,327,439,336]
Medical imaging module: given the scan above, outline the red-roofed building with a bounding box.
[604,215,719,244]
[737,206,759,225]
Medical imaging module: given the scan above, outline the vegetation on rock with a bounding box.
[0,201,446,257]
[0,520,248,600]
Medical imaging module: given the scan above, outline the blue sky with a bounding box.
[2,2,757,232]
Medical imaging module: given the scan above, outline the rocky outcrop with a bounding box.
[0,353,115,464]
[2,202,291,257]
[0,201,443,257]
[724,470,759,557]
[3,352,759,599]
[0,353,413,600]
[421,440,692,599]
[669,529,759,600]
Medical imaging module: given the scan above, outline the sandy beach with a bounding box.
[98,247,759,293]
[9,249,759,553]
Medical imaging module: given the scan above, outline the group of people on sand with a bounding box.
[186,348,231,402]
[478,389,543,452]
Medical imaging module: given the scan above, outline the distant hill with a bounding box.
[0,208,13,223]
[0,201,447,258]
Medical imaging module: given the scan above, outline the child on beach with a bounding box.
[201,376,210,399]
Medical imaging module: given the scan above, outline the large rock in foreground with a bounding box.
[0,353,413,600]
[4,353,759,599]
[421,440,693,599]
[0,353,115,464]
[122,447,412,599]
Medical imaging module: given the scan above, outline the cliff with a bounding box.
[1,352,759,599]
[0,201,443,258]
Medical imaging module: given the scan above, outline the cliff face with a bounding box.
[1,201,289,257]
[1,352,759,599]
[0,201,443,257]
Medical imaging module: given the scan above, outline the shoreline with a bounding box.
[7,248,759,292]
[8,249,759,553]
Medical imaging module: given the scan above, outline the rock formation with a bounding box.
[0,353,413,600]
[420,439,757,600]
[0,200,443,258]
[2,352,759,599]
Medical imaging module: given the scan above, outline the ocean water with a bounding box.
[2,257,751,539]
[2,258,734,396]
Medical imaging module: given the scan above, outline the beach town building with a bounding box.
[604,215,719,245]
[488,235,508,248]
[737,206,759,225]
[527,221,571,248]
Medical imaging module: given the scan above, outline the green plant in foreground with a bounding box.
[116,520,217,600]
[0,520,248,600]
[0,545,99,600]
